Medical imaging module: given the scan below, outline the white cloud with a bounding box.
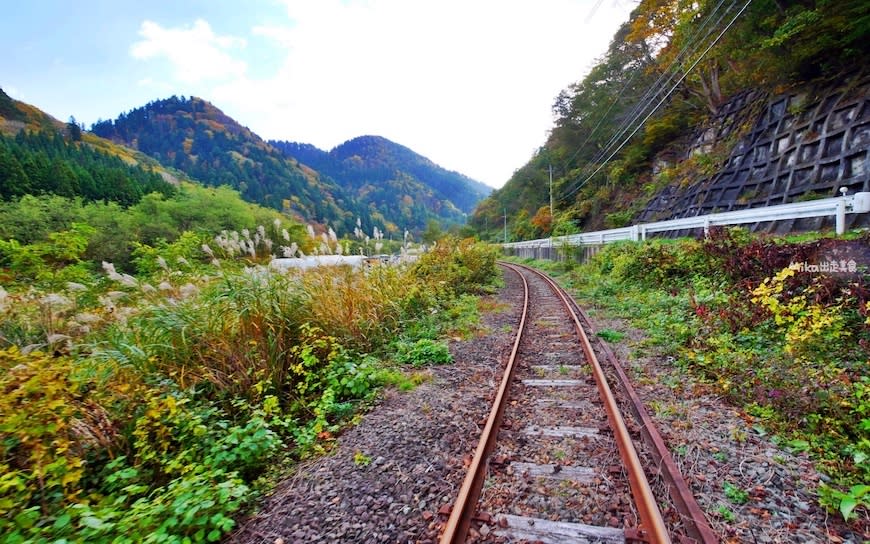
[130,19,247,83]
[251,25,295,48]
[136,1,634,188]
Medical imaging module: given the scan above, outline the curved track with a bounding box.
[440,263,716,543]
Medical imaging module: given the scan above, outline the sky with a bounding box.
[2,0,634,189]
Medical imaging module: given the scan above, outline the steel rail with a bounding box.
[517,263,672,544]
[439,262,530,543]
[566,297,719,544]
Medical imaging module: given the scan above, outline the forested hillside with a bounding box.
[90,98,490,236]
[90,96,365,232]
[271,136,491,232]
[0,88,311,274]
[1,87,180,207]
[0,131,175,205]
[472,0,870,241]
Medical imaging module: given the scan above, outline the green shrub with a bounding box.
[597,329,626,342]
[0,347,288,543]
[394,338,453,366]
[413,236,499,295]
[604,210,633,229]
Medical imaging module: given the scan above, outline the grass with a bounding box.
[353,451,372,467]
[478,298,510,314]
[723,482,750,504]
[445,294,484,339]
[393,338,453,366]
[596,328,626,343]
[375,368,432,391]
[716,504,736,522]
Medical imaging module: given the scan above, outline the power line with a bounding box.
[559,0,752,202]
[585,0,605,23]
[559,0,734,177]
[579,0,735,174]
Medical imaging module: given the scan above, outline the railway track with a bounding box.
[439,262,716,544]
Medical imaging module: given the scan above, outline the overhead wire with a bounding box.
[578,0,734,174]
[559,0,753,201]
[559,0,733,177]
[558,0,736,199]
[556,0,750,201]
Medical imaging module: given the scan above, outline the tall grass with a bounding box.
[114,263,424,403]
[0,233,501,542]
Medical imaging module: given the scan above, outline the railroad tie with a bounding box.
[522,378,585,387]
[522,425,599,438]
[510,462,596,483]
[493,514,624,544]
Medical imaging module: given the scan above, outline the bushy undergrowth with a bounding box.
[562,229,869,525]
[0,227,499,542]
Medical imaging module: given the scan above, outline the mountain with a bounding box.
[91,97,491,235]
[271,136,492,231]
[0,88,176,205]
[90,95,365,232]
[1,87,63,135]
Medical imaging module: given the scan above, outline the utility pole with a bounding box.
[549,164,554,257]
[503,208,508,244]
[549,164,554,218]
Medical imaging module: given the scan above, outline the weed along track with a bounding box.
[440,263,715,544]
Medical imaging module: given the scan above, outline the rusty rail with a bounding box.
[439,262,529,543]
[525,264,672,544]
[520,261,717,543]
[440,262,675,543]
[568,296,719,544]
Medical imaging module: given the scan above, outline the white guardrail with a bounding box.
[504,191,870,249]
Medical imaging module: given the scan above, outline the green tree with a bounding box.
[422,219,443,244]
[0,144,30,198]
[67,116,82,142]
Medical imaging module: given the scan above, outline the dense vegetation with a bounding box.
[527,229,869,527]
[272,136,491,228]
[0,199,500,542]
[1,87,502,541]
[0,183,307,276]
[473,0,869,240]
[0,131,175,205]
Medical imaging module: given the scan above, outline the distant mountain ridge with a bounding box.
[271,136,492,229]
[90,95,360,231]
[90,96,491,235]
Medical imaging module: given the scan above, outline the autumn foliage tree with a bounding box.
[531,206,553,236]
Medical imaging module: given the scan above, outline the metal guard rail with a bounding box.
[504,191,870,248]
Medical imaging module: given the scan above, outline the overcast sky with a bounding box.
[2,0,634,188]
